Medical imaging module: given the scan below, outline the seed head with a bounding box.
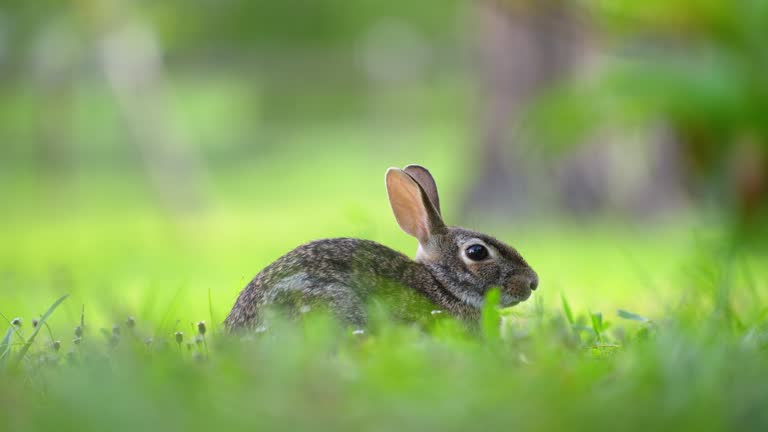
[112,324,120,336]
[73,337,81,345]
[109,334,120,347]
[175,331,184,344]
[74,325,83,337]
[197,321,206,335]
[194,335,204,347]
[144,337,153,346]
[126,316,136,329]
[32,318,40,328]
[51,340,61,352]
[11,318,22,327]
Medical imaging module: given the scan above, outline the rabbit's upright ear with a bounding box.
[403,165,441,215]
[386,168,446,244]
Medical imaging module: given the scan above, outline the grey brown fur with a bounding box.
[225,165,538,330]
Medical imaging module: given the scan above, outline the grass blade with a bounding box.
[561,292,574,325]
[155,283,188,336]
[591,312,603,343]
[208,287,217,335]
[617,309,650,323]
[0,325,14,362]
[0,312,26,365]
[12,294,69,367]
[481,288,502,342]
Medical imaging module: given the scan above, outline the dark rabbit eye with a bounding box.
[465,244,488,261]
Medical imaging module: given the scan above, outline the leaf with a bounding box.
[481,288,502,342]
[591,312,603,342]
[12,294,69,368]
[617,309,651,323]
[591,312,603,331]
[561,293,574,325]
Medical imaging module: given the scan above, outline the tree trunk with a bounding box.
[463,0,584,220]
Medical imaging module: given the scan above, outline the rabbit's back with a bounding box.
[224,238,447,329]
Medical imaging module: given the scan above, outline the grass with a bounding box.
[1,174,766,431]
[1,246,766,432]
[1,84,766,430]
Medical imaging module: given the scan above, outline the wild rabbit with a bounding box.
[225,165,538,330]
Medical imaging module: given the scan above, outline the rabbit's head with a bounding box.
[386,165,538,308]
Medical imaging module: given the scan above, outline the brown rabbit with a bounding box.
[225,165,538,330]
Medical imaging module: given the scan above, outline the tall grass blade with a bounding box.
[0,312,25,366]
[208,287,217,335]
[591,312,603,343]
[155,283,188,336]
[12,294,69,367]
[481,288,501,342]
[561,292,574,325]
[0,326,14,363]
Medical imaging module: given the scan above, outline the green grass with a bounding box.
[1,243,766,432]
[1,169,767,431]
[1,85,766,430]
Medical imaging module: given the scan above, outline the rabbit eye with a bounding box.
[465,244,489,261]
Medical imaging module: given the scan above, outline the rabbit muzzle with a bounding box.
[500,270,539,306]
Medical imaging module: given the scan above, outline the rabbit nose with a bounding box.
[529,277,539,291]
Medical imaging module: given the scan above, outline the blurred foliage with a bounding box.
[0,0,466,67]
[533,0,768,145]
[0,0,768,430]
[521,0,768,226]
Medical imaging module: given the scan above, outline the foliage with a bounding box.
[531,0,768,148]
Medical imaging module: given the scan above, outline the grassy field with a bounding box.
[3,0,768,427]
[2,135,767,431]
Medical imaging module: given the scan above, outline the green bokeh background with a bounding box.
[1,1,768,431]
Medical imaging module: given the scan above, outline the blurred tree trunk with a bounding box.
[730,136,767,224]
[676,125,767,224]
[74,0,206,214]
[629,126,688,216]
[463,0,587,219]
[464,1,691,219]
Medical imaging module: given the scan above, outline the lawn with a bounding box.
[2,160,766,431]
[1,95,766,431]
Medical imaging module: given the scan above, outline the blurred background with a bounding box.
[1,0,766,325]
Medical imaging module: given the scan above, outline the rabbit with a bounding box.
[224,165,538,330]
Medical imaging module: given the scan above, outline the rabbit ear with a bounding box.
[386,168,446,244]
[403,165,441,215]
